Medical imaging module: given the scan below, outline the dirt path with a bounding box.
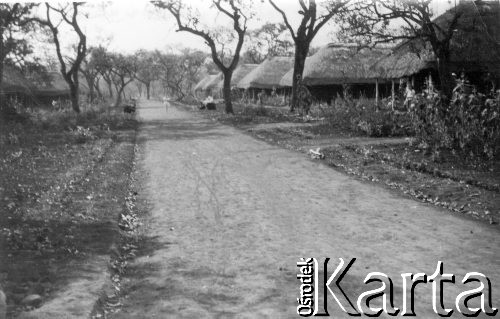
[114,100,500,318]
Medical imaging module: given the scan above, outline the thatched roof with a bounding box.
[214,64,258,89]
[371,41,435,79]
[204,73,223,91]
[373,1,500,78]
[280,60,309,87]
[194,74,219,92]
[193,75,215,92]
[237,57,294,89]
[33,72,71,97]
[285,44,388,86]
[1,65,34,95]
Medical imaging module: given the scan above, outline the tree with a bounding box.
[179,48,207,96]
[92,46,115,99]
[243,22,293,64]
[155,50,204,101]
[269,0,348,112]
[109,53,137,107]
[153,0,251,114]
[0,4,39,108]
[134,50,160,100]
[43,3,87,113]
[80,47,101,103]
[338,0,465,97]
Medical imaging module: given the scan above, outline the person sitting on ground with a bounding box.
[200,96,216,110]
[204,96,214,104]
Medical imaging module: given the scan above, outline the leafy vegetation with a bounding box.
[0,101,137,316]
[410,89,500,162]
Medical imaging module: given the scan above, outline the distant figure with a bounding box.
[257,90,265,106]
[123,104,136,114]
[200,96,216,110]
[404,81,416,109]
[271,86,277,98]
[162,96,169,112]
[51,99,61,110]
[241,89,249,104]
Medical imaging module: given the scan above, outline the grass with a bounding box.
[179,100,302,126]
[181,96,413,139]
[0,101,138,316]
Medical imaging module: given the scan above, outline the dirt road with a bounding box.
[113,100,500,318]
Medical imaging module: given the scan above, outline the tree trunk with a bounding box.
[146,82,151,100]
[69,83,80,113]
[106,79,113,98]
[94,81,103,98]
[115,87,124,107]
[391,80,395,111]
[222,71,234,114]
[87,77,95,103]
[436,55,454,98]
[290,43,308,112]
[375,78,379,110]
[0,61,5,110]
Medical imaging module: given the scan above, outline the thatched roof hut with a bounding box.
[373,1,500,79]
[280,59,307,87]
[237,57,293,89]
[204,73,223,91]
[371,41,435,79]
[1,65,35,95]
[193,75,216,94]
[285,44,388,87]
[215,64,258,90]
[33,71,71,98]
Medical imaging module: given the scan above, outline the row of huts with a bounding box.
[1,65,90,106]
[194,0,500,104]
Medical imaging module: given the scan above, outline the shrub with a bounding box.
[410,90,500,161]
[313,97,413,137]
[240,104,268,117]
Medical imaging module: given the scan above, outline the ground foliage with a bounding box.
[183,101,303,126]
[0,102,137,316]
[410,89,500,162]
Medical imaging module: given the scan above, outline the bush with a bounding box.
[314,97,413,137]
[410,91,500,161]
[240,104,268,117]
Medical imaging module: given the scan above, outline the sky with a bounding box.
[33,0,455,57]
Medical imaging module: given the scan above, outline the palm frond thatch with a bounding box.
[237,57,294,89]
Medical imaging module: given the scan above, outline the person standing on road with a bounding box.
[162,96,169,112]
